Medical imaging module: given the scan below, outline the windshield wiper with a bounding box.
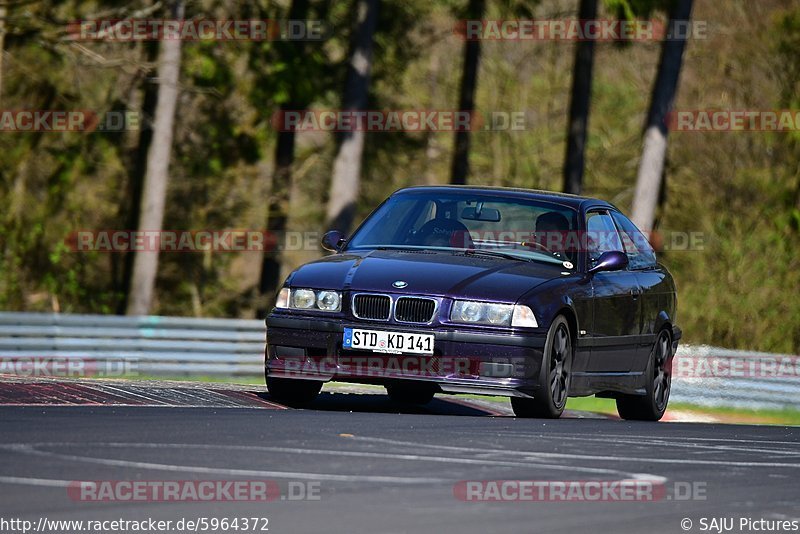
[374,246,437,252]
[372,246,531,262]
[461,249,529,262]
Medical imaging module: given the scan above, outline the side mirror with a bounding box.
[587,250,628,275]
[321,230,346,252]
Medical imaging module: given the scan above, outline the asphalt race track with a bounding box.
[1,378,798,534]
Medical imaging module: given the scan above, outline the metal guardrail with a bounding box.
[0,312,265,376]
[0,312,797,410]
[670,345,800,410]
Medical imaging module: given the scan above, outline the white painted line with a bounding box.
[349,436,800,468]
[0,475,73,488]
[1,444,448,485]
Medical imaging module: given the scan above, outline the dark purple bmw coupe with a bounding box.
[265,186,681,420]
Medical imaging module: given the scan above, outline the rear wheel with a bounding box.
[511,315,572,419]
[266,375,322,406]
[616,329,673,421]
[386,383,436,405]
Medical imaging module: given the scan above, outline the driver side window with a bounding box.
[611,211,657,270]
[585,211,624,265]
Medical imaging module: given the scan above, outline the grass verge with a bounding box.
[566,397,800,426]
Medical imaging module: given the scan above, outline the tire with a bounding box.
[511,315,572,419]
[386,383,436,405]
[616,329,673,421]
[266,375,322,406]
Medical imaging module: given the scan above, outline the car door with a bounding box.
[610,211,662,373]
[585,210,641,373]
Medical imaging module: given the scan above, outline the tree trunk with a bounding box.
[631,0,693,233]
[450,0,485,185]
[125,0,184,316]
[115,40,160,314]
[0,4,6,106]
[562,0,598,195]
[325,0,380,233]
[258,0,310,314]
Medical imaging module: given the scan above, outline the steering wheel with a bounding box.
[522,240,555,254]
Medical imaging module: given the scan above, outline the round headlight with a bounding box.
[486,304,512,325]
[459,302,483,322]
[292,289,316,309]
[317,290,341,311]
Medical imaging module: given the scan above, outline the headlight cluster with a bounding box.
[450,300,538,328]
[275,288,341,312]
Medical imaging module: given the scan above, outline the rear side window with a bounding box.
[611,211,657,270]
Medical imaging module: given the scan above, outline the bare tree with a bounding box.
[450,0,485,185]
[562,0,598,195]
[325,0,380,233]
[631,0,693,233]
[126,0,184,315]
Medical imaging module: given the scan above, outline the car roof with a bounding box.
[393,185,615,211]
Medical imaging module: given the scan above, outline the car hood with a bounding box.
[286,249,565,302]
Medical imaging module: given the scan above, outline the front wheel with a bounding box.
[266,376,322,406]
[616,329,673,421]
[511,315,572,419]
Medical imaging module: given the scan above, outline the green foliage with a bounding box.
[0,0,798,353]
[603,0,671,20]
[774,9,800,145]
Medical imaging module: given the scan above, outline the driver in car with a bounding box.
[529,211,573,261]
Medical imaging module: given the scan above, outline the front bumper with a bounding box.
[265,314,547,398]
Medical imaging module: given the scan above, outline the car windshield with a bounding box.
[345,191,578,268]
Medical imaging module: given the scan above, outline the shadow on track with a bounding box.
[257,390,503,417]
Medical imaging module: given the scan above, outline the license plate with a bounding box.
[343,328,434,355]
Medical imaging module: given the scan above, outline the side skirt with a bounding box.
[569,371,647,397]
